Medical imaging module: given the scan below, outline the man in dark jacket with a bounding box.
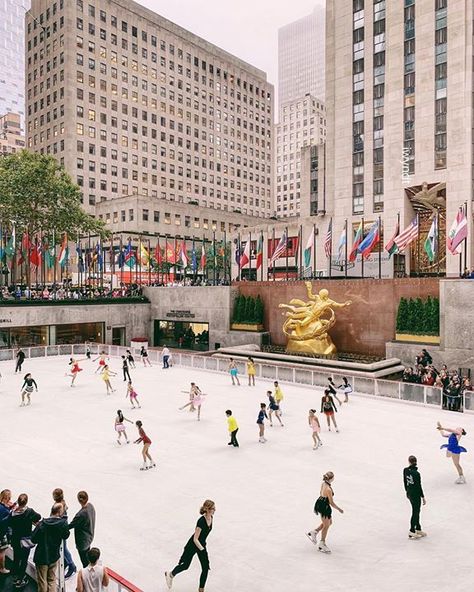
[403,455,426,539]
[68,491,96,568]
[31,503,69,592]
[15,348,25,373]
[10,493,41,588]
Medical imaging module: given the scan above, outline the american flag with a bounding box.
[324,219,333,259]
[270,229,288,264]
[394,217,419,252]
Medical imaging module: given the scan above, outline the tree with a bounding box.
[0,151,106,239]
[232,294,242,323]
[421,297,432,334]
[244,296,255,323]
[431,297,440,335]
[396,297,409,333]
[255,295,264,324]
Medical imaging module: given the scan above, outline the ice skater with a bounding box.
[274,381,284,413]
[140,346,152,367]
[93,351,108,374]
[126,349,136,369]
[437,422,467,483]
[266,391,284,427]
[114,410,133,444]
[306,471,344,553]
[327,377,343,406]
[20,373,38,406]
[180,383,205,420]
[321,389,339,432]
[66,357,84,387]
[100,365,116,395]
[126,381,141,409]
[165,499,215,592]
[308,409,322,450]
[228,358,240,386]
[161,345,171,369]
[15,348,26,373]
[225,410,239,447]
[247,357,256,386]
[134,420,155,470]
[338,377,352,403]
[85,343,91,360]
[121,355,131,382]
[403,455,426,539]
[257,403,268,443]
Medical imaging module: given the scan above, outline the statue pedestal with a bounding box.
[286,334,336,356]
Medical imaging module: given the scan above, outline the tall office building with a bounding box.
[326,0,472,276]
[26,0,274,229]
[0,0,30,127]
[0,112,26,154]
[278,4,326,106]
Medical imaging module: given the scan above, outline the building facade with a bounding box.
[326,0,473,276]
[0,0,29,128]
[275,94,326,217]
[0,113,26,154]
[278,4,326,105]
[26,0,274,229]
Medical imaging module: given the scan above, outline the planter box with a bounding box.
[231,323,264,332]
[395,333,440,345]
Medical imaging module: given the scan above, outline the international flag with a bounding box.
[180,240,188,268]
[139,242,150,266]
[270,229,288,264]
[303,230,314,269]
[447,207,468,255]
[18,233,30,265]
[58,233,69,267]
[117,247,125,268]
[124,239,136,268]
[165,240,178,264]
[357,220,380,259]
[394,217,419,252]
[153,241,162,265]
[349,221,363,262]
[424,214,438,262]
[5,235,15,270]
[201,243,207,270]
[191,245,198,272]
[336,226,346,265]
[385,219,400,258]
[0,228,4,263]
[44,238,55,269]
[256,233,264,271]
[76,244,85,273]
[324,219,332,259]
[95,242,103,271]
[234,243,241,267]
[29,238,42,267]
[239,239,251,268]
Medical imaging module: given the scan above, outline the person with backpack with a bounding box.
[10,493,41,588]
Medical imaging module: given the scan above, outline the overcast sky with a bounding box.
[137,0,323,88]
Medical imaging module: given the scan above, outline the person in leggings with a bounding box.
[165,500,215,592]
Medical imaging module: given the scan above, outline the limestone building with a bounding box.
[26,0,274,231]
[0,113,26,155]
[325,0,472,276]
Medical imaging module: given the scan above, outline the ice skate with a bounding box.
[455,475,466,484]
[117,439,121,445]
[416,530,427,537]
[164,571,173,589]
[408,531,422,539]
[140,465,148,471]
[313,444,318,450]
[318,541,331,553]
[306,530,318,545]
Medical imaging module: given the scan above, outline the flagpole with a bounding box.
[463,201,468,273]
[378,216,382,280]
[299,225,303,280]
[328,218,332,279]
[272,226,275,281]
[212,231,216,286]
[53,230,57,288]
[436,210,440,277]
[361,218,365,279]
[313,224,317,279]
[344,219,348,279]
[416,213,421,277]
[260,231,264,282]
[237,232,241,282]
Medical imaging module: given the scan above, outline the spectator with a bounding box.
[76,547,109,592]
[52,488,77,579]
[0,489,13,575]
[10,493,41,588]
[68,491,96,568]
[31,503,69,592]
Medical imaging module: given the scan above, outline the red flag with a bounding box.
[154,241,163,264]
[30,239,42,267]
[239,240,251,268]
[200,243,206,270]
[165,240,178,264]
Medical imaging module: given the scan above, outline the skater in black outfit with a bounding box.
[165,500,215,592]
[121,356,131,382]
[306,471,343,554]
[15,348,26,373]
[403,455,426,540]
[327,377,342,406]
[126,350,136,369]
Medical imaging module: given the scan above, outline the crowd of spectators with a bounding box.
[0,282,144,301]
[402,349,471,412]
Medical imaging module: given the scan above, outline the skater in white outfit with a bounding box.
[20,373,38,406]
[307,471,344,553]
[338,377,353,403]
[308,410,322,450]
[437,422,467,483]
[114,410,133,445]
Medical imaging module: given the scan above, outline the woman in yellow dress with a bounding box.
[246,357,256,386]
[100,364,117,395]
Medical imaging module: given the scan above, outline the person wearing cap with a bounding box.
[403,455,426,540]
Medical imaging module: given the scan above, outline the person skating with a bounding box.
[161,345,170,369]
[100,365,116,395]
[66,358,85,387]
[338,377,352,403]
[93,352,108,374]
[274,381,284,414]
[20,373,38,406]
[247,357,256,386]
[327,377,342,406]
[121,356,131,382]
[179,383,205,421]
[308,409,322,450]
[134,421,155,470]
[140,346,152,367]
[306,471,344,553]
[115,410,133,444]
[228,359,240,386]
[125,349,136,369]
[321,389,339,432]
[266,391,284,427]
[257,403,268,443]
[165,500,215,592]
[225,410,239,447]
[403,455,426,540]
[68,491,96,569]
[126,381,141,409]
[15,348,26,373]
[437,422,467,483]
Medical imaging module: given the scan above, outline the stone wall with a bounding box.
[236,278,440,357]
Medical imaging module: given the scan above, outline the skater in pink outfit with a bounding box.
[180,383,205,420]
[126,381,141,408]
[308,410,322,450]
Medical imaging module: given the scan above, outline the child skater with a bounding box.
[126,381,141,409]
[307,471,344,553]
[126,349,136,369]
[266,391,284,427]
[100,364,117,395]
[228,358,240,386]
[85,343,91,360]
[114,409,133,444]
[20,373,38,406]
[274,381,284,413]
[321,388,339,432]
[308,409,323,450]
[179,383,205,421]
[437,422,467,483]
[93,351,108,374]
[134,420,155,470]
[66,357,85,387]
[327,377,343,406]
[247,357,256,386]
[257,403,268,443]
[338,377,353,403]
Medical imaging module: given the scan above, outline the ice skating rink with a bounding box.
[1,355,473,592]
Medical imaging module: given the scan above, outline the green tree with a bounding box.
[233,294,242,323]
[244,296,255,323]
[0,151,106,238]
[255,295,264,324]
[396,297,409,332]
[431,297,440,335]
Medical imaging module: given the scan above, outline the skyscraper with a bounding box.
[0,0,29,126]
[278,4,326,106]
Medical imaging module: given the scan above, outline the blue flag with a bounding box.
[191,246,198,272]
[76,244,85,273]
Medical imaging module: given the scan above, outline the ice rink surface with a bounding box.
[1,355,473,592]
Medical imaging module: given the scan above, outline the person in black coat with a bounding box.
[10,493,41,588]
[68,491,96,568]
[31,503,69,592]
[403,455,426,540]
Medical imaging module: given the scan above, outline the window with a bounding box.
[142,209,149,221]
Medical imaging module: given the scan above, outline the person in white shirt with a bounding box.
[76,548,109,592]
[162,345,171,369]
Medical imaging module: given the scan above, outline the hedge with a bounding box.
[232,294,264,324]
[396,296,439,335]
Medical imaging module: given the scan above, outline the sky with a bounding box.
[137,0,323,88]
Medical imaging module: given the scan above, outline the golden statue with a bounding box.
[278,282,352,355]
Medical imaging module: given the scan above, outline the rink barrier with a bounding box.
[3,343,469,413]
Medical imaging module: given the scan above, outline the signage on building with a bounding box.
[165,310,196,319]
[0,318,12,324]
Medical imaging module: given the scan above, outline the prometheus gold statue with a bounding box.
[278,282,352,355]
